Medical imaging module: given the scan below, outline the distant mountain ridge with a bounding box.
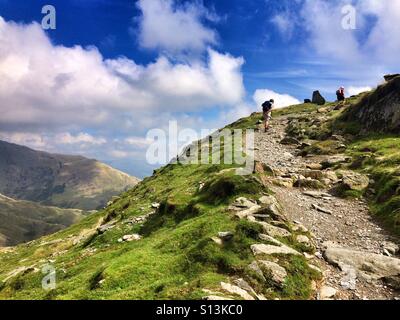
[0,140,140,210]
[0,193,84,247]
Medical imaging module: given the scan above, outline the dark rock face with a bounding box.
[312,91,326,105]
[384,74,400,82]
[347,76,400,133]
[304,99,312,103]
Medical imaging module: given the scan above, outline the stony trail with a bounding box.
[255,116,400,300]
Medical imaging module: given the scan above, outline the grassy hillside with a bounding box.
[0,194,84,247]
[0,140,139,210]
[0,120,319,300]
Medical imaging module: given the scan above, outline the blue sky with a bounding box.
[1,0,400,178]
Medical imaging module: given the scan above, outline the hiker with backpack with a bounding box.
[262,99,274,132]
[336,86,345,102]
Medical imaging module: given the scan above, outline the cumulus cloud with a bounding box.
[0,13,247,177]
[136,0,218,54]
[347,86,372,96]
[56,133,107,146]
[0,16,245,132]
[300,0,400,68]
[271,12,295,40]
[253,89,301,109]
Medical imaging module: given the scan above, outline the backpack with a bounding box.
[262,101,272,113]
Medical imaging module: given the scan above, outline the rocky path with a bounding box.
[255,116,400,300]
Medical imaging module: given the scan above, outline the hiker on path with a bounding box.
[336,86,345,102]
[262,99,274,132]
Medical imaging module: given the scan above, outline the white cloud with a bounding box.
[0,17,245,131]
[271,12,295,40]
[110,150,130,159]
[299,0,400,69]
[300,0,363,63]
[0,132,47,149]
[56,132,107,146]
[253,89,301,109]
[0,15,247,178]
[124,136,152,149]
[347,86,372,96]
[136,0,217,54]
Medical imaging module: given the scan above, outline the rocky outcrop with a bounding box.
[322,241,400,287]
[346,75,400,133]
[384,74,400,82]
[337,170,370,192]
[251,243,300,256]
[312,91,326,105]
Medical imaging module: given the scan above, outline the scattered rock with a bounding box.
[319,286,337,300]
[230,197,258,211]
[382,241,399,255]
[337,170,370,192]
[211,237,223,246]
[248,261,266,281]
[203,295,233,300]
[280,137,300,145]
[259,234,282,246]
[255,221,291,238]
[258,195,279,206]
[272,177,294,188]
[235,204,262,219]
[312,204,333,215]
[308,264,322,274]
[303,191,332,199]
[296,235,312,246]
[121,234,141,242]
[259,260,288,287]
[97,222,116,234]
[292,221,308,233]
[317,107,329,113]
[233,278,257,296]
[220,282,255,300]
[218,232,234,241]
[294,178,325,189]
[304,99,312,103]
[331,134,345,142]
[340,264,357,290]
[251,243,300,256]
[321,155,351,168]
[306,163,323,170]
[151,203,160,209]
[322,242,400,285]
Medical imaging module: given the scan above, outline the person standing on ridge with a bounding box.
[262,99,274,132]
[336,86,345,102]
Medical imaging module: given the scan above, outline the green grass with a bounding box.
[273,103,320,117]
[347,135,400,234]
[0,118,318,300]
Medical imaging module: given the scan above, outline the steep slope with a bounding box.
[0,193,83,247]
[0,140,140,210]
[0,120,320,300]
[344,75,400,132]
[1,93,399,300]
